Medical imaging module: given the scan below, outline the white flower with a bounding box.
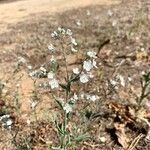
[110,79,118,86]
[49,79,59,89]
[18,56,26,64]
[48,44,55,52]
[51,31,58,38]
[0,115,10,121]
[63,103,72,113]
[58,27,65,34]
[51,33,55,38]
[141,71,146,75]
[110,79,119,89]
[71,46,78,52]
[90,95,99,102]
[0,115,13,128]
[99,137,106,143]
[92,59,97,68]
[80,93,85,99]
[128,77,132,81]
[71,37,77,46]
[6,119,13,126]
[73,93,78,100]
[87,51,97,58]
[70,93,78,103]
[27,65,32,70]
[117,75,125,87]
[80,73,89,83]
[58,27,62,32]
[66,29,72,36]
[29,71,36,77]
[73,68,80,75]
[40,67,47,72]
[47,71,55,79]
[86,94,91,100]
[50,55,56,62]
[83,60,93,72]
[76,20,81,26]
[86,94,99,102]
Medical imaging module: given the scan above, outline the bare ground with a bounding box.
[0,0,120,33]
[0,0,150,149]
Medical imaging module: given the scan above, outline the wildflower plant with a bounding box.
[138,71,150,107]
[31,27,98,149]
[48,27,99,149]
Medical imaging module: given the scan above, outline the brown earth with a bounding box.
[0,0,120,33]
[0,0,149,149]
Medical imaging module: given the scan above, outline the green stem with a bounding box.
[61,111,68,150]
[60,39,69,82]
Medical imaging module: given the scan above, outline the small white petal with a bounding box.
[86,94,99,102]
[87,51,97,58]
[27,65,32,70]
[73,93,78,100]
[80,73,89,83]
[99,137,106,143]
[76,20,81,26]
[73,68,80,75]
[18,57,26,63]
[58,27,62,32]
[128,77,132,81]
[71,46,78,52]
[47,71,55,79]
[48,44,55,52]
[83,60,93,72]
[40,67,47,72]
[118,75,125,87]
[54,31,58,36]
[63,103,72,113]
[51,33,55,37]
[90,95,99,102]
[66,29,72,36]
[49,79,59,89]
[92,59,97,68]
[110,80,117,86]
[6,119,13,126]
[71,37,77,46]
[50,55,56,62]
[51,31,58,37]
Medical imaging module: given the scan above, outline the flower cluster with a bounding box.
[49,27,78,53]
[0,114,13,129]
[57,93,78,114]
[29,66,47,78]
[72,50,98,83]
[80,93,99,102]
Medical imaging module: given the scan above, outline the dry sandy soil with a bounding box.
[0,0,120,33]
